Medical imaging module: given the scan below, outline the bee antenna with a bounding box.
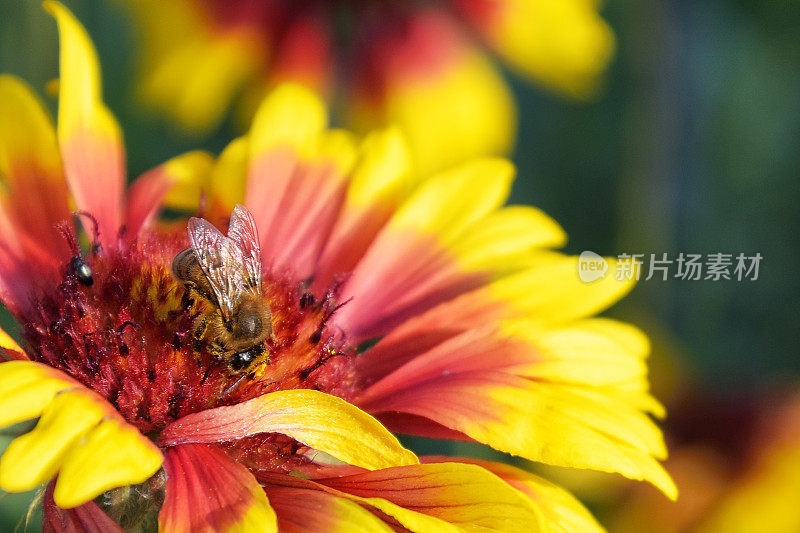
[55,221,80,256]
[74,211,102,254]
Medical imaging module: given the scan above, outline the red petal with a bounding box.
[334,230,487,341]
[269,11,332,95]
[355,288,509,384]
[43,481,124,533]
[123,165,173,239]
[357,327,532,408]
[159,444,276,533]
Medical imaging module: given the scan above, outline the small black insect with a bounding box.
[68,255,93,286]
[56,212,103,287]
[57,221,93,286]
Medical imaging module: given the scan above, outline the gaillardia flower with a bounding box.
[0,3,672,531]
[124,0,616,175]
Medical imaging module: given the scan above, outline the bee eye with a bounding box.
[231,350,254,371]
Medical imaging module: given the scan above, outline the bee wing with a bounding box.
[227,204,262,292]
[188,217,246,320]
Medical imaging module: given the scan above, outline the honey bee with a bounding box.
[172,204,273,374]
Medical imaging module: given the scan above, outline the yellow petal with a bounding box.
[0,325,23,355]
[0,389,105,492]
[490,254,638,323]
[389,158,514,244]
[249,82,327,159]
[489,0,616,97]
[209,136,249,210]
[314,129,359,177]
[141,33,262,133]
[504,318,651,387]
[478,382,677,499]
[0,74,62,185]
[351,49,516,177]
[54,419,162,508]
[695,437,800,533]
[160,389,418,471]
[0,361,74,429]
[453,205,568,272]
[158,150,215,211]
[0,364,161,508]
[261,391,419,469]
[346,127,415,209]
[126,0,254,132]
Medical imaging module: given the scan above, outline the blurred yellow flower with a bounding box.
[124,0,615,175]
[611,391,800,533]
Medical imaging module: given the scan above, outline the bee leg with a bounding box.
[208,341,225,358]
[258,342,272,366]
[167,285,195,323]
[220,374,248,398]
[192,316,208,353]
[180,285,195,310]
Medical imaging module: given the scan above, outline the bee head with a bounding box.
[229,343,265,373]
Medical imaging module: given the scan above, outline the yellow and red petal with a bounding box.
[318,462,546,532]
[267,487,394,533]
[263,461,546,532]
[244,81,326,221]
[451,0,615,97]
[159,389,418,470]
[334,158,514,340]
[0,361,162,508]
[243,84,355,279]
[360,367,675,499]
[504,318,653,390]
[349,8,516,176]
[0,75,71,259]
[355,253,639,384]
[312,127,415,293]
[45,1,125,249]
[425,456,604,532]
[159,443,277,533]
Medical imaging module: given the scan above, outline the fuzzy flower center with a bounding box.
[20,230,358,438]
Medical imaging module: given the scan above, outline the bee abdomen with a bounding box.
[171,248,198,283]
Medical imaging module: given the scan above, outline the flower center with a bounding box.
[20,229,357,435]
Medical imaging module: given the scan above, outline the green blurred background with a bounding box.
[1,0,798,529]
